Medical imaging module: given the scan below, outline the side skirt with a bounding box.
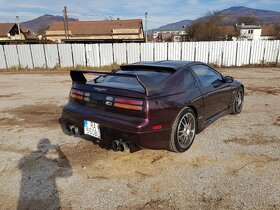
[200,108,232,131]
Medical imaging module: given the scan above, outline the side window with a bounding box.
[185,71,196,89]
[191,65,223,87]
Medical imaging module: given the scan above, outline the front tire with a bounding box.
[169,107,196,153]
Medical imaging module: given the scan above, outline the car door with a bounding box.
[190,64,232,120]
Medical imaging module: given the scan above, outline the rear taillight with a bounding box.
[70,89,84,100]
[115,98,143,105]
[113,97,144,111]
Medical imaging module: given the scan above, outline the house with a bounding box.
[45,19,144,43]
[21,27,38,41]
[0,23,40,44]
[233,23,275,40]
[237,24,262,40]
[219,24,277,41]
[0,23,25,41]
[153,29,187,42]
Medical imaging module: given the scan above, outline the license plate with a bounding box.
[84,120,101,139]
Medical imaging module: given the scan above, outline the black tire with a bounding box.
[232,87,244,115]
[169,107,196,153]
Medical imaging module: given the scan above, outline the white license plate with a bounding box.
[84,120,101,139]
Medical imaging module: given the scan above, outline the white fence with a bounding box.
[0,40,280,69]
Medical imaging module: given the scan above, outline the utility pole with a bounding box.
[182,25,186,42]
[63,5,69,39]
[145,12,148,42]
[16,16,20,38]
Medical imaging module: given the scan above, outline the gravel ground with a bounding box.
[0,67,279,210]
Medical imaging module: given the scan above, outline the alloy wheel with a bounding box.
[177,113,196,149]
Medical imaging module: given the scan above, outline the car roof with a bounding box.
[121,60,203,70]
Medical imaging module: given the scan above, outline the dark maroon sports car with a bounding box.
[60,61,244,153]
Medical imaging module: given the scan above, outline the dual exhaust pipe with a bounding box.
[112,140,129,152]
[66,124,128,152]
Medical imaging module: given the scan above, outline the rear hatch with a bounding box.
[68,67,174,118]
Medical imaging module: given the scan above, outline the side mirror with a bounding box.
[224,76,234,83]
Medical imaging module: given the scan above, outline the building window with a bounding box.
[248,30,253,34]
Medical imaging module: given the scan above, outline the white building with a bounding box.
[239,24,261,40]
[233,23,274,41]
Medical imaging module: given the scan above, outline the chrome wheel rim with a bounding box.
[236,90,243,111]
[177,113,195,148]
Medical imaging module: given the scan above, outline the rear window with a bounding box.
[95,68,172,84]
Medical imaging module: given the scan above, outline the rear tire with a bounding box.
[169,107,196,153]
[232,88,244,115]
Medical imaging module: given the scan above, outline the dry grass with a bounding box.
[214,62,280,70]
[0,63,120,73]
[1,62,279,73]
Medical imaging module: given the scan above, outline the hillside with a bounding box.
[149,6,280,33]
[218,6,280,25]
[148,19,192,33]
[21,14,78,33]
[156,19,193,31]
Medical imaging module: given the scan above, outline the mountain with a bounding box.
[218,6,280,25]
[149,6,280,33]
[156,19,193,31]
[148,19,192,33]
[21,14,78,33]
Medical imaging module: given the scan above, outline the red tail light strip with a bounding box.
[71,89,84,96]
[70,89,85,100]
[113,97,144,111]
[114,103,142,111]
[70,93,84,100]
[115,98,143,105]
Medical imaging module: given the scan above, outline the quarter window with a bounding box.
[185,72,196,89]
[191,65,223,87]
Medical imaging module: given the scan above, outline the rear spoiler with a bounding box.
[70,70,160,97]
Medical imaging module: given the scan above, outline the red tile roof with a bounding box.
[47,19,143,36]
[0,23,16,36]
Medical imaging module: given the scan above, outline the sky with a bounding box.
[0,0,279,29]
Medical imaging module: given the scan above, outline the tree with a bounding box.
[186,11,223,41]
[275,24,280,40]
[237,16,258,25]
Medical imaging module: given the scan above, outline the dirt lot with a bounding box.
[0,67,279,210]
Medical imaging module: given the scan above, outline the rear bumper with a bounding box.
[61,103,171,151]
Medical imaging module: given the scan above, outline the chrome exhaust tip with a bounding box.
[112,140,129,152]
[68,125,79,135]
[112,140,121,151]
[119,141,129,152]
